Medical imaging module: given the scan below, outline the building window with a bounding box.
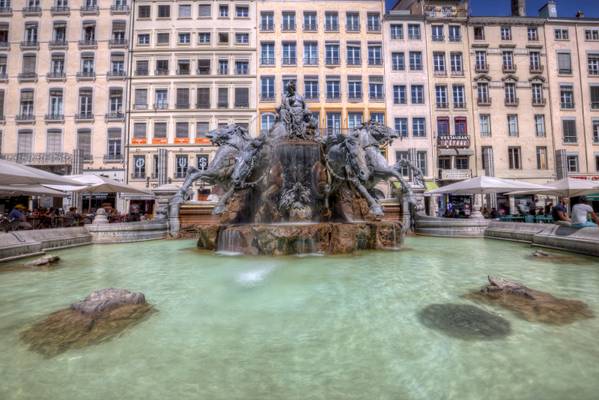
[413,118,426,137]
[261,76,275,101]
[407,24,420,40]
[416,151,427,176]
[477,82,489,104]
[474,26,485,40]
[198,3,211,17]
[45,129,62,153]
[111,53,125,75]
[156,59,169,75]
[109,88,123,113]
[396,152,410,176]
[107,129,122,159]
[324,11,339,32]
[261,42,275,65]
[304,78,319,100]
[219,4,228,17]
[347,112,362,130]
[393,85,406,105]
[153,122,167,141]
[137,33,150,45]
[390,24,403,39]
[261,113,275,134]
[217,88,228,108]
[235,5,248,18]
[19,89,35,118]
[475,51,487,71]
[282,11,295,31]
[502,51,514,70]
[454,117,467,135]
[532,83,544,105]
[409,52,422,70]
[367,44,382,65]
[501,26,512,40]
[535,115,546,137]
[235,60,249,75]
[133,123,146,140]
[260,11,274,31]
[591,86,599,110]
[77,129,92,161]
[530,51,541,71]
[198,32,211,44]
[557,52,572,74]
[138,5,151,18]
[432,25,443,41]
[178,33,191,44]
[133,155,145,178]
[437,117,450,136]
[507,115,518,137]
[326,78,340,100]
[176,88,190,109]
[567,154,579,173]
[394,118,408,137]
[177,59,190,75]
[235,33,249,45]
[560,85,574,109]
[302,11,316,31]
[433,52,445,74]
[527,26,538,41]
[346,43,360,66]
[218,59,228,75]
[589,54,599,76]
[326,112,341,135]
[438,156,451,170]
[455,157,469,170]
[155,89,168,109]
[411,85,424,104]
[562,119,577,144]
[585,29,599,41]
[367,12,380,32]
[536,147,548,170]
[450,52,463,74]
[175,155,188,178]
[554,28,569,40]
[479,114,491,137]
[48,88,63,117]
[234,87,249,108]
[196,87,210,109]
[17,130,33,154]
[369,76,384,100]
[282,41,297,65]
[78,88,93,117]
[346,12,360,32]
[197,59,210,75]
[157,5,170,18]
[448,25,461,42]
[348,77,362,100]
[508,147,521,169]
[175,122,189,141]
[505,82,517,105]
[452,85,465,108]
[156,32,169,45]
[391,52,404,71]
[593,120,599,144]
[435,85,448,108]
[134,89,147,109]
[218,32,229,45]
[325,43,340,65]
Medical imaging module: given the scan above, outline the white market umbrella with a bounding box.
[507,177,599,198]
[426,176,549,195]
[0,184,67,197]
[0,159,84,186]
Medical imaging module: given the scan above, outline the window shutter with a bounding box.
[197,88,210,108]
[234,88,249,107]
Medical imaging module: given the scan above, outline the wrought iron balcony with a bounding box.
[105,112,125,121]
[104,154,124,163]
[530,64,544,73]
[47,72,66,81]
[107,70,127,79]
[449,35,462,42]
[260,95,275,102]
[155,69,169,76]
[0,72,8,82]
[51,6,70,15]
[0,6,12,16]
[49,40,68,49]
[80,5,99,15]
[22,6,42,16]
[260,24,274,32]
[110,4,130,14]
[436,102,449,110]
[437,135,471,148]
[45,113,64,122]
[304,57,318,66]
[76,71,96,80]
[109,38,128,48]
[20,41,40,50]
[502,64,517,73]
[475,63,489,73]
[505,98,520,106]
[303,24,318,32]
[75,112,94,121]
[325,58,340,66]
[154,103,169,110]
[477,97,492,106]
[16,114,35,122]
[18,72,38,82]
[79,39,98,48]
[260,57,275,66]
[0,152,73,166]
[346,25,361,33]
[0,41,9,50]
[532,98,547,106]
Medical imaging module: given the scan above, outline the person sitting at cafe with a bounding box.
[571,197,599,228]
[552,199,571,225]
[8,205,32,230]
[64,207,81,227]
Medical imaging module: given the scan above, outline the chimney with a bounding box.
[511,0,526,17]
[539,1,558,18]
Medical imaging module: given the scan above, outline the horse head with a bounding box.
[206,124,251,147]
[360,121,398,145]
[231,138,264,188]
[344,135,370,182]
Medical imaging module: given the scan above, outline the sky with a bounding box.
[385,0,599,18]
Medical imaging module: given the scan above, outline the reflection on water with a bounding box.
[1,237,599,400]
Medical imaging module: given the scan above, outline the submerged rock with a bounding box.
[20,288,154,358]
[465,276,594,325]
[24,255,60,267]
[418,303,511,340]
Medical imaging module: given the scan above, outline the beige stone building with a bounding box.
[127,0,257,202]
[256,0,386,136]
[542,2,599,179]
[383,11,434,186]
[0,0,130,206]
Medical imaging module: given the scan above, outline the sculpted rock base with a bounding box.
[21,289,154,358]
[465,276,593,325]
[196,221,403,255]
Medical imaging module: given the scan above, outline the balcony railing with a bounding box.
[592,101,599,110]
[502,64,517,73]
[0,72,7,82]
[438,169,472,181]
[110,4,130,14]
[155,69,169,76]
[154,103,169,110]
[0,41,9,49]
[47,72,66,81]
[16,114,35,122]
[80,5,99,15]
[105,112,125,121]
[436,102,449,109]
[49,40,68,49]
[0,152,73,166]
[260,95,275,102]
[18,72,38,82]
[303,24,318,32]
[76,71,96,80]
[505,98,519,106]
[109,38,128,48]
[532,98,546,106]
[282,57,297,65]
[261,57,275,66]
[449,35,462,42]
[20,41,39,50]
[107,70,127,79]
[0,6,12,16]
[530,64,544,73]
[437,135,471,148]
[432,35,444,42]
[75,112,94,121]
[22,6,42,15]
[51,6,70,15]
[346,24,360,33]
[561,102,575,109]
[79,39,98,48]
[475,63,489,73]
[451,70,465,77]
[135,69,149,76]
[104,154,124,163]
[45,113,64,122]
[304,57,318,66]
[325,58,340,66]
[260,24,274,32]
[477,97,492,106]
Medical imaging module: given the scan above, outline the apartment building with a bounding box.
[542,2,599,179]
[468,16,555,185]
[0,0,129,184]
[383,12,434,187]
[256,0,386,136]
[128,0,257,198]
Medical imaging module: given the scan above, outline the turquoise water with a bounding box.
[1,238,599,400]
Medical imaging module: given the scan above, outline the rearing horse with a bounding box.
[169,124,252,215]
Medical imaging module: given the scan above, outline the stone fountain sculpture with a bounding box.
[169,83,423,255]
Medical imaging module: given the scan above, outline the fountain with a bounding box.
[169,82,423,255]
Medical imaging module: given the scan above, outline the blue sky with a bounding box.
[385,1,599,18]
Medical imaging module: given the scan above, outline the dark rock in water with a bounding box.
[418,303,511,340]
[465,276,594,325]
[24,255,60,267]
[20,288,154,358]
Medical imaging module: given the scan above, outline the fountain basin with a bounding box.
[195,221,403,255]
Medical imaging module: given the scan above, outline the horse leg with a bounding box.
[213,187,235,215]
[351,178,383,217]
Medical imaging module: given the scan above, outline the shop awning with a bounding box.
[425,181,439,191]
[438,148,475,156]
